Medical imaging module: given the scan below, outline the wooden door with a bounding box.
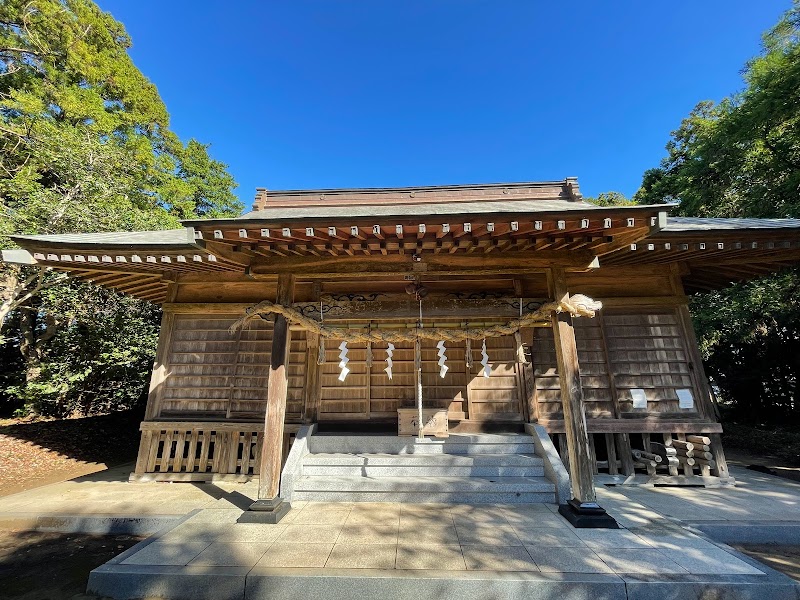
[420,338,469,417]
[466,335,525,420]
[317,333,526,422]
[362,338,472,418]
[368,340,415,418]
[319,338,370,420]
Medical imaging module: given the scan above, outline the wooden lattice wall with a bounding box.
[154,314,307,421]
[532,307,701,420]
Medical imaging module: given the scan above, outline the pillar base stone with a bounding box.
[241,497,291,524]
[558,499,619,529]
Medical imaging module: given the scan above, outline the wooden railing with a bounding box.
[130,421,299,482]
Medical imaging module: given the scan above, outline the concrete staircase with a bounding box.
[287,433,556,504]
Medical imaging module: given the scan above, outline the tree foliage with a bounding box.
[690,272,800,424]
[635,1,800,424]
[584,191,636,207]
[6,286,162,417]
[0,0,241,417]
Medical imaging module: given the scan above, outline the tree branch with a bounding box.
[0,46,42,56]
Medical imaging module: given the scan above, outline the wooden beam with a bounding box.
[293,296,549,322]
[708,433,730,478]
[598,296,689,308]
[550,267,595,504]
[163,303,260,314]
[139,421,302,433]
[537,419,724,434]
[257,273,295,500]
[250,250,599,277]
[303,333,322,423]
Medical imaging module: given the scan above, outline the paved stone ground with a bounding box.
[109,501,765,575]
[2,462,798,525]
[2,461,799,598]
[87,498,800,600]
[602,466,800,524]
[0,465,244,518]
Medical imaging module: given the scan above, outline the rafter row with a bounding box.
[604,239,800,265]
[195,216,655,246]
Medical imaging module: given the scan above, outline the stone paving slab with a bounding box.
[243,569,627,600]
[3,459,799,597]
[86,499,800,600]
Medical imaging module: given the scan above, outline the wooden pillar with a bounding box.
[516,328,536,423]
[303,281,323,424]
[253,274,295,514]
[670,264,716,421]
[303,333,322,423]
[708,433,730,479]
[616,433,636,476]
[144,311,175,421]
[605,433,618,475]
[550,268,596,504]
[414,337,423,439]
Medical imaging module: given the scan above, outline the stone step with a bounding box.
[294,475,554,494]
[308,434,535,455]
[304,453,544,466]
[302,453,544,477]
[290,490,556,504]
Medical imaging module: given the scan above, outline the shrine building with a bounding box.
[6,178,800,523]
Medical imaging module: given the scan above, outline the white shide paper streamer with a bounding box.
[338,341,350,382]
[436,340,449,378]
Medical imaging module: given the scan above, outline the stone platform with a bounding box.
[1,462,799,598]
[87,500,799,600]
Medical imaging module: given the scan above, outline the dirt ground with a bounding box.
[0,411,142,497]
[733,545,800,581]
[0,529,143,600]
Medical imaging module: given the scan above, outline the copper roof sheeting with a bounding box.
[663,217,800,232]
[248,179,582,211]
[4,178,800,300]
[10,228,196,248]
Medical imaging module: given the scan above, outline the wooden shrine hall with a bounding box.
[6,178,800,523]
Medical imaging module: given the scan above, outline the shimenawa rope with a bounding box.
[229,295,602,343]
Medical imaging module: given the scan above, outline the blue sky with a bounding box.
[98,1,788,207]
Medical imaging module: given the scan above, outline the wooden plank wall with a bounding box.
[286,332,308,421]
[320,339,370,419]
[156,313,306,421]
[603,309,694,414]
[532,318,614,418]
[533,307,698,420]
[420,338,469,416]
[369,339,416,417]
[467,335,524,420]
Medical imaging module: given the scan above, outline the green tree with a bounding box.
[635,1,800,424]
[584,191,636,207]
[633,4,800,217]
[0,0,242,416]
